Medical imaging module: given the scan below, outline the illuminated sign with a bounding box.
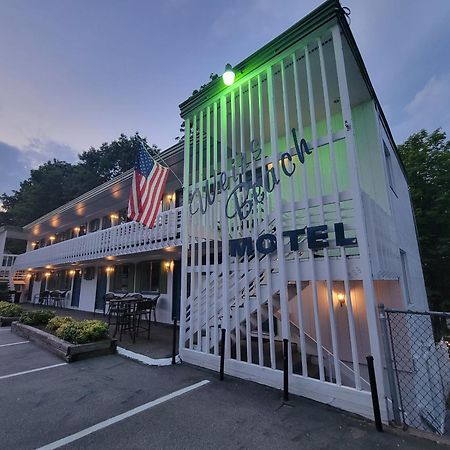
[229,222,357,257]
[189,128,311,220]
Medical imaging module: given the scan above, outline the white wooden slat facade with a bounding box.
[178,22,393,420]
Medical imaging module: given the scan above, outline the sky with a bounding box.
[1,0,449,195]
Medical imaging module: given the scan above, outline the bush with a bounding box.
[20,310,55,326]
[0,301,23,317]
[47,316,74,332]
[55,320,109,344]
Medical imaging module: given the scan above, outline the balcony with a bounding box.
[0,254,17,282]
[13,207,182,270]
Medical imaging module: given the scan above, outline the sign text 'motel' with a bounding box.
[229,222,357,257]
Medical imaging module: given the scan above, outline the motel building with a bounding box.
[8,0,431,425]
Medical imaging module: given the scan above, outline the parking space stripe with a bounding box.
[36,379,210,450]
[0,363,67,380]
[0,341,30,348]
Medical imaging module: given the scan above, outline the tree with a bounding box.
[0,133,159,227]
[0,160,92,227]
[79,133,158,184]
[398,129,450,311]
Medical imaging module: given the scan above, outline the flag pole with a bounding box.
[136,136,184,187]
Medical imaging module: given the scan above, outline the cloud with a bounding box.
[393,73,450,143]
[20,138,78,169]
[0,138,78,195]
[0,142,31,195]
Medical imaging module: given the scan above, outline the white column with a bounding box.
[332,24,387,417]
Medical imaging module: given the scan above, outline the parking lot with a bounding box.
[0,327,444,450]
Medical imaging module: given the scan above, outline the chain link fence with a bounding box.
[380,306,450,435]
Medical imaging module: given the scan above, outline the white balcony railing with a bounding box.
[13,207,182,270]
[0,254,17,282]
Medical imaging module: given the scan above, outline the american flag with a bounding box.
[127,146,169,228]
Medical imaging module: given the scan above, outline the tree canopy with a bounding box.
[398,129,450,311]
[0,133,158,227]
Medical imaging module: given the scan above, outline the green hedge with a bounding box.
[54,320,109,345]
[47,316,74,332]
[20,310,55,326]
[0,301,23,317]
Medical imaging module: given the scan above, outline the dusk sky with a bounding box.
[1,0,449,195]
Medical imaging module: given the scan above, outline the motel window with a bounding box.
[384,144,396,194]
[135,261,164,293]
[175,188,183,207]
[112,264,134,292]
[102,215,112,229]
[47,270,71,291]
[78,224,87,236]
[89,218,100,233]
[118,208,129,225]
[400,250,412,305]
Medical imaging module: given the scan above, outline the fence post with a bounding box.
[283,338,289,401]
[366,355,383,432]
[220,328,226,381]
[378,304,402,425]
[172,318,177,365]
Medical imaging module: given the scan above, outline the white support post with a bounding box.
[179,117,191,354]
[266,66,290,345]
[332,24,387,415]
[220,95,231,359]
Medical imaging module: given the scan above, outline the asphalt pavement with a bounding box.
[0,327,444,449]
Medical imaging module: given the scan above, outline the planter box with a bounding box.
[11,322,117,362]
[0,316,20,327]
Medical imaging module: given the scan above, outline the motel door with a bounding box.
[71,271,82,307]
[172,260,181,321]
[26,275,34,303]
[95,269,107,311]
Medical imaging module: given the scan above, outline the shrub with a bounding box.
[47,316,74,332]
[0,301,23,317]
[55,320,109,344]
[20,310,55,326]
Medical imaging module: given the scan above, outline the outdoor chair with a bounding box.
[141,291,160,323]
[50,290,65,308]
[34,290,50,306]
[132,299,154,343]
[115,301,136,342]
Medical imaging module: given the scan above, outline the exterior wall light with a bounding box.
[49,235,56,243]
[44,272,51,278]
[164,261,174,272]
[223,64,235,86]
[105,266,115,274]
[337,293,346,307]
[31,242,37,249]
[69,270,76,276]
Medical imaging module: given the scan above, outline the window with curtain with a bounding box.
[135,261,165,293]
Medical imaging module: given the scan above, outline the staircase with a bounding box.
[183,215,369,389]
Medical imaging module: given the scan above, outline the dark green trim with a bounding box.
[179,0,340,118]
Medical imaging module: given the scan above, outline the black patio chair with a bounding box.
[132,299,154,343]
[34,290,50,306]
[50,290,64,308]
[141,291,160,323]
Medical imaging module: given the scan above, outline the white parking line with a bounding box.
[0,341,29,348]
[37,379,210,450]
[0,363,67,380]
